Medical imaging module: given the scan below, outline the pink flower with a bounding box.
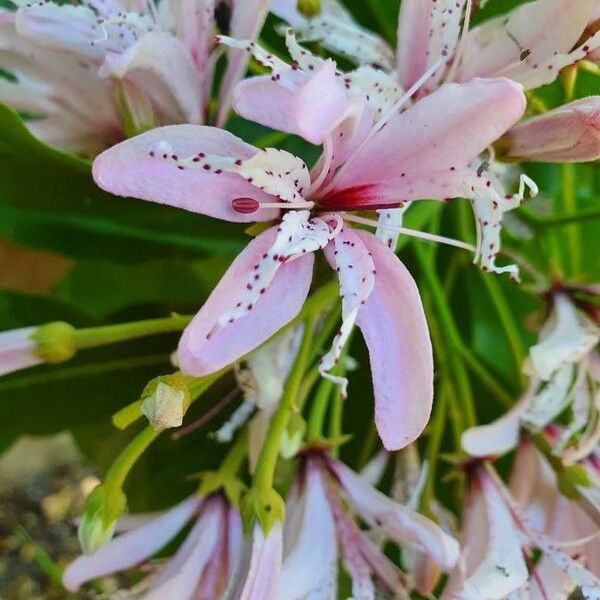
[462,293,600,460]
[499,96,600,163]
[444,463,600,599]
[0,326,42,376]
[227,522,283,600]
[0,0,269,153]
[63,493,243,598]
[276,0,600,93]
[275,456,459,598]
[367,0,600,94]
[509,440,600,600]
[92,40,527,449]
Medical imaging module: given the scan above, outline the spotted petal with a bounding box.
[327,78,526,196]
[289,15,394,70]
[233,59,350,145]
[92,125,281,222]
[321,226,375,396]
[396,0,466,91]
[354,231,433,451]
[178,225,315,376]
[458,0,600,90]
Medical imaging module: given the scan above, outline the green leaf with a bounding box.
[0,104,246,261]
[52,256,230,317]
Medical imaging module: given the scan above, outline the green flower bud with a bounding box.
[140,373,191,429]
[296,0,320,18]
[32,322,77,364]
[78,484,126,554]
[280,413,305,459]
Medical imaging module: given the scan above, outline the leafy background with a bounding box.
[0,0,598,596]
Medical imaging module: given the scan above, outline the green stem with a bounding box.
[459,346,514,409]
[104,426,160,492]
[421,392,447,513]
[414,245,476,429]
[307,302,342,366]
[220,429,248,478]
[355,423,378,471]
[328,388,343,459]
[365,0,396,42]
[480,274,526,385]
[74,315,192,350]
[307,377,334,441]
[253,318,315,494]
[560,163,581,276]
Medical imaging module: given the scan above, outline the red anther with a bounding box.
[232,197,259,214]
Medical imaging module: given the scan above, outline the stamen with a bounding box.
[341,213,476,252]
[231,197,315,213]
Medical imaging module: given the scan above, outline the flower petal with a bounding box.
[458,0,600,90]
[100,31,203,125]
[502,97,600,163]
[277,462,338,599]
[396,0,466,91]
[92,125,280,222]
[216,0,270,126]
[0,327,42,376]
[327,78,526,195]
[330,460,459,570]
[229,523,282,600]
[461,383,534,457]
[529,294,600,380]
[234,59,350,145]
[290,15,394,70]
[178,226,315,376]
[354,231,433,451]
[144,497,223,599]
[451,471,528,600]
[62,496,201,591]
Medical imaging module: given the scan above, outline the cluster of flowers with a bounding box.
[1,0,600,597]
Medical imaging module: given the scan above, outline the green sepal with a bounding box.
[297,0,320,17]
[194,471,247,508]
[78,484,126,554]
[32,322,77,364]
[241,487,285,535]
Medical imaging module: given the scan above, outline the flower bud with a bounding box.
[77,484,126,554]
[279,413,305,459]
[32,322,77,364]
[296,0,320,18]
[140,373,191,430]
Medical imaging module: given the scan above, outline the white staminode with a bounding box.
[319,229,375,396]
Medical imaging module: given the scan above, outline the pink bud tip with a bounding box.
[232,197,259,214]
